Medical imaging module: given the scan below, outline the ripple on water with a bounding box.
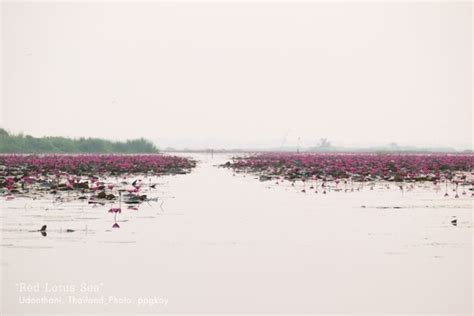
[98,240,136,244]
[4,245,54,249]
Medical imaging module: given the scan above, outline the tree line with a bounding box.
[0,129,159,153]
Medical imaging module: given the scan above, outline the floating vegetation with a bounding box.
[0,154,195,178]
[222,153,474,195]
[0,154,195,196]
[0,154,196,229]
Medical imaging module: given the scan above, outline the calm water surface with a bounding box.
[0,153,472,315]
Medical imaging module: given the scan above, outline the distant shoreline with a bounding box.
[162,148,473,154]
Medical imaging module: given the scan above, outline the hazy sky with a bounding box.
[1,2,472,149]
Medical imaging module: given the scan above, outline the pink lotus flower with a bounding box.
[108,207,122,213]
[0,154,196,195]
[223,153,473,184]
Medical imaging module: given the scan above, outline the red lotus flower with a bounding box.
[223,153,473,184]
[108,207,122,213]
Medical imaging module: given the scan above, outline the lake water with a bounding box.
[1,153,472,315]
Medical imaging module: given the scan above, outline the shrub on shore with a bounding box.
[0,128,158,153]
